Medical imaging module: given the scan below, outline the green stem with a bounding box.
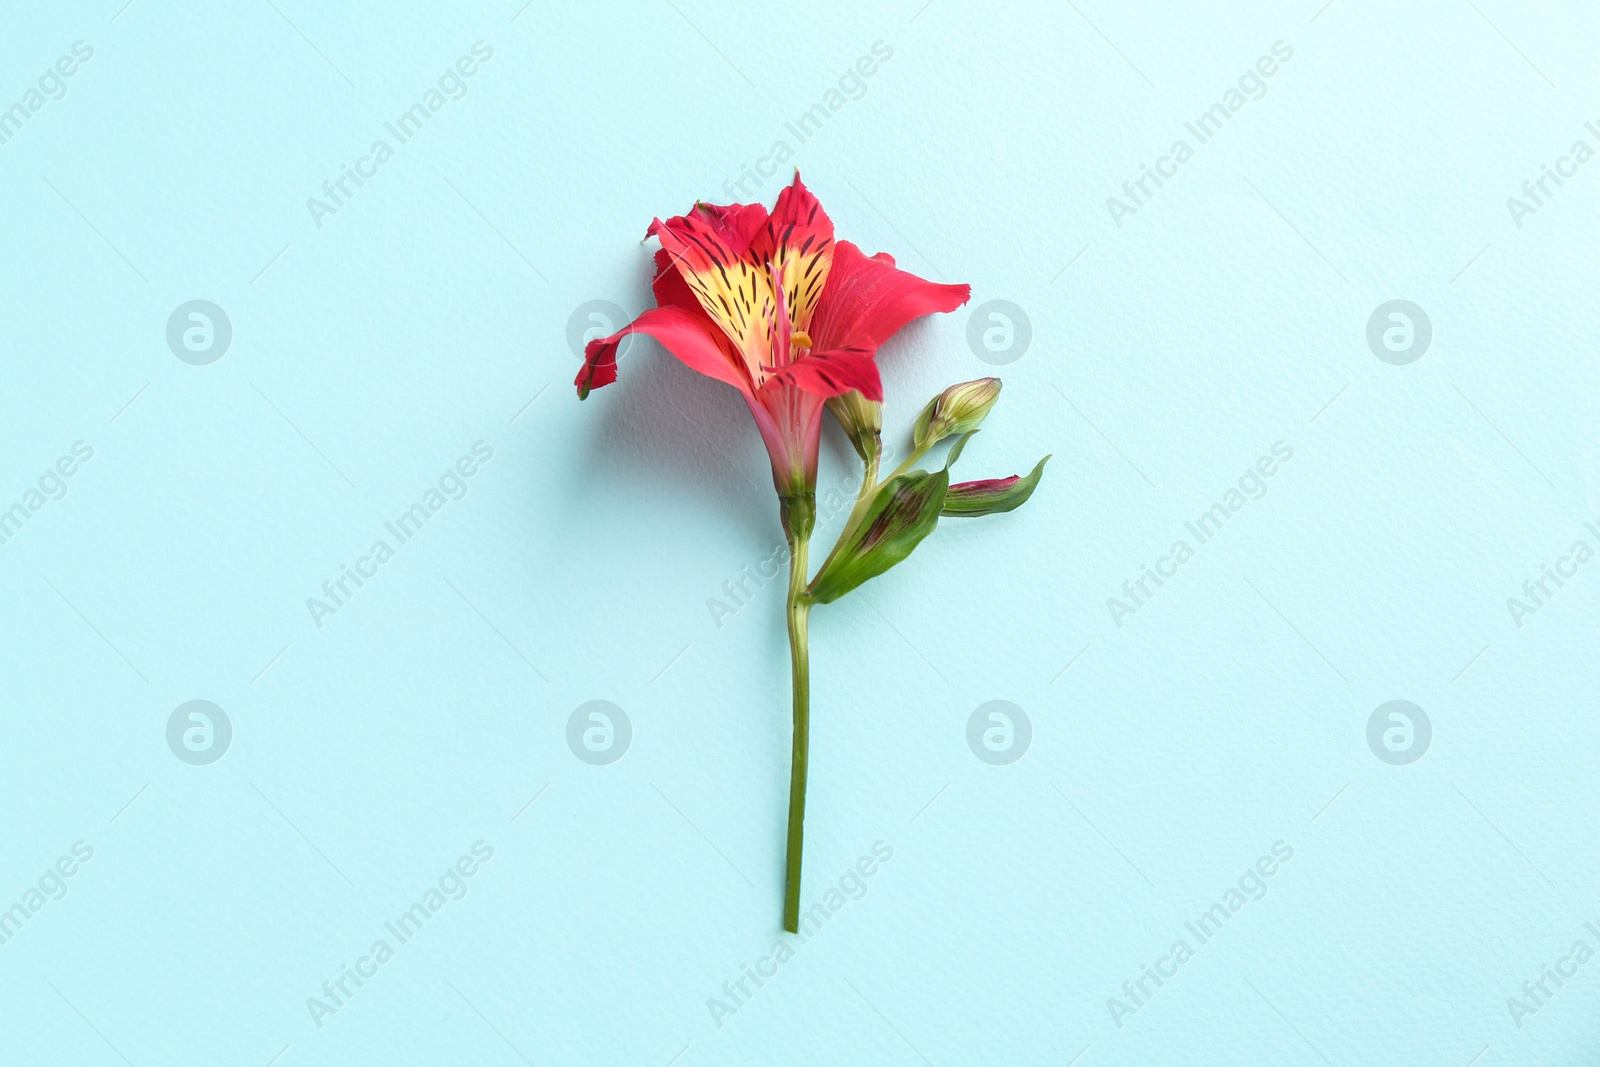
[883,439,932,484]
[781,495,813,933]
[856,437,881,504]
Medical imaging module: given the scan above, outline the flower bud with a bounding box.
[825,391,883,463]
[942,455,1049,517]
[913,378,1001,449]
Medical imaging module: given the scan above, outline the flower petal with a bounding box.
[650,248,708,313]
[810,241,971,353]
[746,382,827,493]
[688,200,768,256]
[765,347,882,401]
[748,173,834,334]
[646,211,776,371]
[576,306,750,399]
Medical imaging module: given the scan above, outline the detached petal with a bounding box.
[576,306,751,399]
[810,241,971,353]
[766,347,882,401]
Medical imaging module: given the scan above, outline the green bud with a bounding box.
[913,378,1002,450]
[825,391,883,463]
[942,456,1049,517]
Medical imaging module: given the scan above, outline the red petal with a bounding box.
[650,248,704,312]
[688,201,768,256]
[576,340,619,397]
[748,173,834,333]
[765,347,882,401]
[646,211,775,364]
[646,247,752,378]
[576,306,751,399]
[951,475,1020,493]
[810,241,971,354]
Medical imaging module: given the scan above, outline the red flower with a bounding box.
[576,174,970,495]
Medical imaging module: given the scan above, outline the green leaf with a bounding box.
[943,430,978,469]
[941,455,1049,517]
[808,469,949,604]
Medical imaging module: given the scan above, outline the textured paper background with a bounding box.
[2,1,1597,1064]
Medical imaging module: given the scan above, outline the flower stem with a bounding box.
[780,493,814,933]
[856,437,881,504]
[883,439,932,484]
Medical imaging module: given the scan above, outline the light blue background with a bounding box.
[3,0,1597,1064]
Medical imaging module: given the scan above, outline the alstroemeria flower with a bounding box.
[572,172,1046,935]
[575,174,970,495]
